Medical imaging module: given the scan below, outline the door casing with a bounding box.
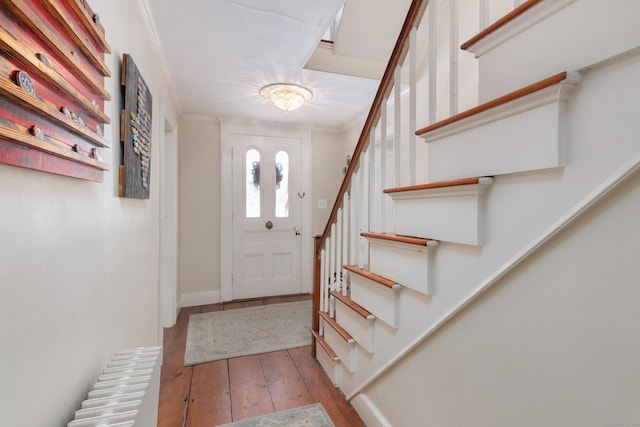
[220,120,313,302]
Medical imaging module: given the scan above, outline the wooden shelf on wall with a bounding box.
[0,0,111,181]
[0,78,109,148]
[0,122,109,171]
[3,0,111,99]
[0,27,110,124]
[67,0,112,54]
[40,0,111,77]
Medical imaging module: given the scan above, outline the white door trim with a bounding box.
[220,119,313,302]
[158,95,179,337]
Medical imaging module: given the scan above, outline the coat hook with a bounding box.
[298,192,306,198]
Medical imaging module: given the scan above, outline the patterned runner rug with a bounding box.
[184,300,312,365]
[215,403,335,427]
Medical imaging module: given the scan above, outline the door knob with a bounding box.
[265,220,273,230]
[293,226,300,236]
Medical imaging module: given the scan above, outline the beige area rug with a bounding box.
[215,403,335,427]
[184,301,312,365]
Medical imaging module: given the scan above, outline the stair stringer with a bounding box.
[340,48,640,403]
[336,287,437,398]
[350,153,640,427]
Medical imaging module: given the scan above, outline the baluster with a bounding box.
[428,1,437,124]
[325,234,331,314]
[358,150,369,269]
[331,227,338,317]
[369,126,379,233]
[409,26,417,186]
[336,207,343,293]
[480,0,489,29]
[320,247,326,313]
[312,236,321,357]
[450,0,459,116]
[393,66,402,187]
[329,223,336,292]
[342,192,349,295]
[349,168,359,272]
[380,100,388,232]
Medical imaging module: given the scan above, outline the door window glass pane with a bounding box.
[246,149,260,218]
[275,151,289,218]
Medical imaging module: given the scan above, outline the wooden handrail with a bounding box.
[312,2,428,342]
[317,0,428,256]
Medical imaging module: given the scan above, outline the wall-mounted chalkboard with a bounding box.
[120,53,152,199]
[0,0,111,181]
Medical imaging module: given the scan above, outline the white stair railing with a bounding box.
[312,0,523,372]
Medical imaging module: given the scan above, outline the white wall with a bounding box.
[0,1,178,425]
[179,116,221,304]
[159,113,180,328]
[340,115,366,164]
[311,130,343,235]
[362,168,640,427]
[178,119,345,304]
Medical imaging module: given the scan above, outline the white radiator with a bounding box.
[68,346,162,427]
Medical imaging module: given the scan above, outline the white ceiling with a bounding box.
[143,0,411,129]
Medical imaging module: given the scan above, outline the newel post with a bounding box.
[311,235,322,358]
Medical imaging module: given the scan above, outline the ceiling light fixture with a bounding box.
[259,83,313,112]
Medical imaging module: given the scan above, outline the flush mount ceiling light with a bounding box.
[259,83,313,112]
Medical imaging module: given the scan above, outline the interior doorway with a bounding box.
[220,122,313,302]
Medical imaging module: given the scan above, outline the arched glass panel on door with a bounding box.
[275,150,289,218]
[246,149,260,218]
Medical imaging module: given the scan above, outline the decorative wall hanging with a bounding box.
[120,54,152,199]
[0,0,111,181]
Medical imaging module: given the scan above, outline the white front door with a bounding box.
[232,134,302,299]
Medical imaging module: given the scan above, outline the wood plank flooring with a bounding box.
[158,294,365,427]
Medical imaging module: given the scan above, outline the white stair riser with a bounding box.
[368,239,433,295]
[350,274,399,329]
[425,95,571,183]
[334,298,375,354]
[471,0,640,101]
[315,338,341,388]
[322,320,357,373]
[388,182,491,246]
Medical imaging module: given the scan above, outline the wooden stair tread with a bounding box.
[311,330,338,359]
[361,232,434,247]
[343,265,398,289]
[460,0,543,51]
[415,72,568,136]
[330,291,374,320]
[384,177,485,194]
[319,311,355,343]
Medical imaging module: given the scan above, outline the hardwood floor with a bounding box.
[158,294,365,427]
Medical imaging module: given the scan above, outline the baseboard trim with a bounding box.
[351,394,393,427]
[181,291,221,307]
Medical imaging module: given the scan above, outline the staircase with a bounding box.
[312,0,640,425]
